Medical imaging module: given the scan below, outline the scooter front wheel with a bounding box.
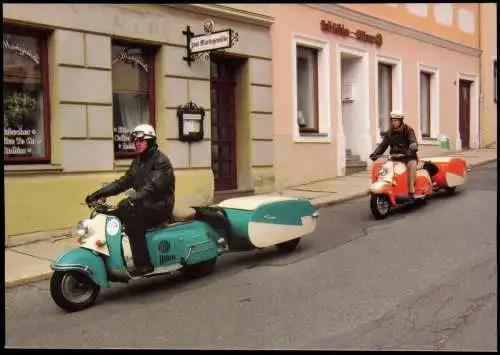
[50,271,100,312]
[370,194,392,220]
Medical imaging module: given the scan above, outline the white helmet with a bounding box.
[390,111,405,120]
[131,124,156,140]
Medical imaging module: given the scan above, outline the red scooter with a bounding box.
[369,154,469,219]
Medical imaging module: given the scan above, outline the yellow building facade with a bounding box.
[3,4,275,245]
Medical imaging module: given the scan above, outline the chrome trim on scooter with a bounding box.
[50,263,92,275]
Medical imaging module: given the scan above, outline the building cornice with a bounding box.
[305,4,481,57]
[166,4,274,29]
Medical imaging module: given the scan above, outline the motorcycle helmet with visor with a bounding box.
[131,124,157,153]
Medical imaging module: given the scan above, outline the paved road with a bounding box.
[6,162,497,350]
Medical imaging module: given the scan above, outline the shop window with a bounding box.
[420,71,432,137]
[377,63,393,135]
[296,45,319,133]
[111,41,156,158]
[3,27,51,163]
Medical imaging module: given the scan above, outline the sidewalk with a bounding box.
[5,148,497,289]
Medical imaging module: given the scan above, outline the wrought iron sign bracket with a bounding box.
[182,25,195,66]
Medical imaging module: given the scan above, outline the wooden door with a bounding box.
[458,80,471,149]
[210,57,238,191]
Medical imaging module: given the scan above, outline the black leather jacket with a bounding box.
[371,124,419,162]
[95,146,175,218]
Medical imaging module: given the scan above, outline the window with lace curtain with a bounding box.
[111,41,156,158]
[3,26,50,163]
[296,45,319,133]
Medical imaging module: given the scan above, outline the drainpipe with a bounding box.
[478,3,483,147]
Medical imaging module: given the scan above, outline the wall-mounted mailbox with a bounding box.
[342,82,355,102]
[177,101,205,142]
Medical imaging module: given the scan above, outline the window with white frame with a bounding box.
[377,63,393,135]
[292,35,330,142]
[420,71,433,138]
[420,72,432,137]
[418,65,439,140]
[296,46,319,133]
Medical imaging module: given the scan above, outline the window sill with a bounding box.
[419,138,439,146]
[300,132,328,137]
[4,164,63,176]
[114,159,133,172]
[294,132,331,143]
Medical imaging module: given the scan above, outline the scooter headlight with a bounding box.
[76,220,90,237]
[378,166,388,177]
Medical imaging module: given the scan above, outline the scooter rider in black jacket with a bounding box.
[85,124,175,276]
[369,111,420,199]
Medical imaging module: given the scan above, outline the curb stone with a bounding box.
[4,158,496,290]
[5,271,54,290]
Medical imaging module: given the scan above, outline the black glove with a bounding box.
[369,154,379,162]
[85,192,102,206]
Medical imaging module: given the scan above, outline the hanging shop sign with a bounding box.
[182,19,239,66]
[320,20,383,47]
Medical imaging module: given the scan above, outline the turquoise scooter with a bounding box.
[50,193,319,312]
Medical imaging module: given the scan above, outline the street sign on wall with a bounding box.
[182,19,239,66]
[189,29,232,54]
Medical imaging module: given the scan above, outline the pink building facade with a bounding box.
[270,4,482,190]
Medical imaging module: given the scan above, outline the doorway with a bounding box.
[210,54,243,191]
[338,48,370,175]
[458,79,472,150]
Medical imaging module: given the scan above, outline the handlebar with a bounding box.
[371,153,408,162]
[82,198,117,214]
[389,153,407,159]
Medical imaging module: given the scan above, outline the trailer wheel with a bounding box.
[182,258,217,279]
[370,194,391,220]
[50,271,100,313]
[275,238,301,253]
[445,187,456,195]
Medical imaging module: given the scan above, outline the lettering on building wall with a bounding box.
[320,20,383,47]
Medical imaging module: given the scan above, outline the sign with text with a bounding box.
[114,126,135,151]
[4,128,43,156]
[320,20,383,47]
[189,29,232,54]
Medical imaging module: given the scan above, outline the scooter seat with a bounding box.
[145,207,197,232]
[171,206,196,223]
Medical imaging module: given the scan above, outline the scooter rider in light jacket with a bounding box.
[85,124,176,276]
[369,111,420,199]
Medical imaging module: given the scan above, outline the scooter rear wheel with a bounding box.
[50,271,100,312]
[370,194,391,220]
